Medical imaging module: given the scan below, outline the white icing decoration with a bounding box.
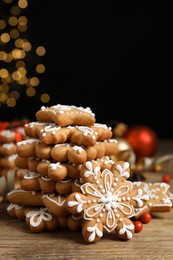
[132,188,149,207]
[26,208,52,227]
[116,162,130,178]
[87,224,103,242]
[68,193,86,212]
[118,222,134,239]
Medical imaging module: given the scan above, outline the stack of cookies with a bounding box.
[7,104,119,232]
[0,127,27,202]
[6,104,173,243]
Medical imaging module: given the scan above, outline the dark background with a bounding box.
[0,1,173,139]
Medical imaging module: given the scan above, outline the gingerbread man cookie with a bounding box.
[65,161,149,243]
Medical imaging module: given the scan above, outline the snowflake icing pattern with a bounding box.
[66,161,149,243]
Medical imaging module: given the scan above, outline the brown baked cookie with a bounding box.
[55,178,73,194]
[133,181,173,218]
[24,122,112,146]
[50,139,118,164]
[65,161,149,243]
[0,154,17,169]
[25,207,59,232]
[38,160,81,181]
[38,175,56,193]
[0,130,16,143]
[67,213,83,231]
[20,171,41,191]
[42,193,69,216]
[28,157,41,172]
[35,104,96,127]
[0,143,17,156]
[35,142,52,160]
[7,203,27,220]
[7,189,44,206]
[14,155,29,169]
[16,138,39,158]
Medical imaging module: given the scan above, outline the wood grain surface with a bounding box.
[0,140,173,260]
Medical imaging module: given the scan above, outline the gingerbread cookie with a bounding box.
[0,143,17,156]
[7,203,27,220]
[25,207,59,232]
[16,138,40,158]
[133,181,173,218]
[50,139,118,164]
[42,193,69,216]
[14,155,29,169]
[37,160,81,180]
[65,161,149,243]
[24,122,112,146]
[35,104,96,126]
[20,171,41,191]
[0,154,17,169]
[7,189,44,206]
[0,130,16,143]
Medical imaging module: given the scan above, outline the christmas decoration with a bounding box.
[162,175,171,184]
[133,221,143,233]
[139,212,152,224]
[123,125,159,160]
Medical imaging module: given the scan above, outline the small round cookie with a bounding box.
[16,138,39,158]
[28,157,41,172]
[55,178,73,195]
[38,175,56,193]
[0,154,17,169]
[0,143,17,156]
[14,155,29,169]
[20,172,41,191]
[0,130,16,143]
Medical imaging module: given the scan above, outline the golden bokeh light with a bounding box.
[26,87,36,96]
[10,6,21,16]
[40,93,50,103]
[10,90,20,100]
[22,41,31,51]
[0,20,6,30]
[1,33,10,43]
[7,97,16,107]
[18,16,27,25]
[10,29,19,39]
[29,77,39,86]
[36,46,46,56]
[8,16,18,26]
[15,60,25,68]
[36,64,45,73]
[18,0,28,9]
[1,0,48,107]
[0,93,8,102]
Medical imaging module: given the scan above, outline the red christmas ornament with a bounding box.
[133,220,143,233]
[123,125,159,160]
[139,212,152,224]
[162,175,171,184]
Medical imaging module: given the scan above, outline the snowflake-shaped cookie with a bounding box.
[65,160,148,243]
[133,181,173,218]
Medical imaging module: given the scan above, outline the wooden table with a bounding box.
[1,140,173,260]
